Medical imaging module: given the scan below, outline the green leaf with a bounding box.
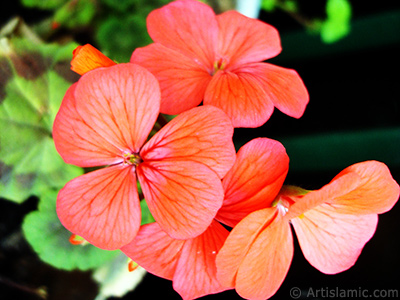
[93,253,147,300]
[21,0,67,10]
[54,0,96,28]
[321,0,352,43]
[140,200,155,225]
[261,0,276,12]
[22,190,120,271]
[0,37,81,203]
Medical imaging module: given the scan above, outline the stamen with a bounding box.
[122,152,142,166]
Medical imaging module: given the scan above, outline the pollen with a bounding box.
[122,152,142,166]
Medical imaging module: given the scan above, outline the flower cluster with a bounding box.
[53,0,399,299]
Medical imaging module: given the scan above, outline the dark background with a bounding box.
[1,1,399,299]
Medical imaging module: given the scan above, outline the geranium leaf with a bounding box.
[22,190,120,271]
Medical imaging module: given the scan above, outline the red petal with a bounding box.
[141,106,235,179]
[204,69,274,128]
[217,208,293,300]
[131,43,211,115]
[217,11,281,67]
[173,220,232,299]
[286,171,361,219]
[121,222,184,280]
[53,64,160,167]
[239,63,309,119]
[330,161,400,214]
[291,203,378,274]
[57,165,140,250]
[146,0,217,70]
[137,160,224,239]
[216,138,288,227]
[71,44,116,75]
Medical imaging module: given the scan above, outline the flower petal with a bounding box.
[57,165,140,250]
[173,220,232,299]
[217,11,281,67]
[236,216,293,300]
[131,43,211,115]
[137,160,224,239]
[53,63,160,167]
[217,208,277,287]
[291,203,378,274]
[71,44,116,75]
[146,0,217,70]
[216,138,289,227]
[121,222,184,280]
[217,208,293,300]
[204,69,274,128]
[330,161,400,214]
[286,171,361,219]
[141,106,235,179]
[239,62,309,118]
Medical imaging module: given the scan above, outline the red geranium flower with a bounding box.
[53,63,236,250]
[215,138,399,300]
[130,0,309,128]
[121,221,232,300]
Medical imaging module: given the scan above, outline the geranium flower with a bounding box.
[130,0,309,128]
[215,138,399,300]
[53,63,236,250]
[121,220,232,300]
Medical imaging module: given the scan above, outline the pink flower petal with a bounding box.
[57,165,140,250]
[217,208,293,300]
[137,160,224,239]
[217,11,281,67]
[53,84,122,167]
[53,64,160,167]
[121,222,184,280]
[330,161,400,214]
[122,221,232,300]
[239,62,309,119]
[131,43,212,115]
[286,171,361,219]
[146,0,217,70]
[291,203,378,274]
[204,69,274,128]
[173,220,232,299]
[216,138,289,227]
[141,106,235,179]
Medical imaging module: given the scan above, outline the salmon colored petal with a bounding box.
[286,171,361,219]
[53,64,160,167]
[173,220,232,300]
[71,44,116,75]
[146,0,217,70]
[131,43,212,115]
[57,165,140,250]
[137,160,224,239]
[239,63,309,118]
[204,69,274,128]
[235,216,293,300]
[217,11,281,67]
[53,84,122,167]
[141,106,235,179]
[121,222,184,280]
[216,138,289,227]
[291,203,378,274]
[330,161,400,214]
[216,208,280,288]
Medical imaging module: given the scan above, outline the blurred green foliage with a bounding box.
[0,36,83,202]
[261,0,352,43]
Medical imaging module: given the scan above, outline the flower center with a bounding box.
[212,57,227,75]
[271,195,293,216]
[122,152,142,166]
